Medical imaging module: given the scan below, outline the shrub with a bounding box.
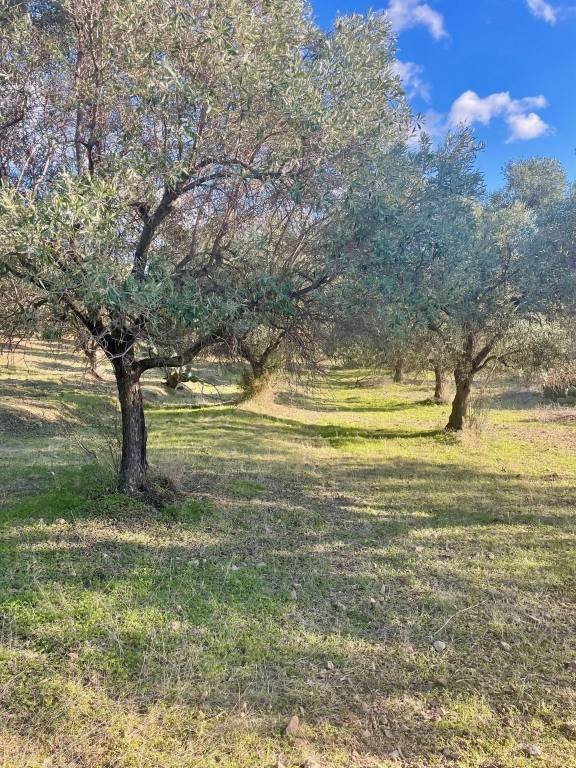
[40,327,63,341]
[542,363,576,401]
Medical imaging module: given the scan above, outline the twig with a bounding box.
[432,601,486,637]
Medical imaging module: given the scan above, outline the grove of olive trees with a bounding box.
[3,3,576,768]
[2,0,574,484]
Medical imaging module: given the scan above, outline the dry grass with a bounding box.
[1,344,576,767]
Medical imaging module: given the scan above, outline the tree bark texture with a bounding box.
[446,368,473,431]
[393,359,404,383]
[433,364,445,401]
[113,359,148,493]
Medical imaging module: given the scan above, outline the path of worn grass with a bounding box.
[1,348,576,767]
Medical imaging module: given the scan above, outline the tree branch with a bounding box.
[135,332,221,373]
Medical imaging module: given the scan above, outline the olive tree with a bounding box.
[223,196,372,398]
[354,133,547,430]
[519,161,576,316]
[435,157,572,429]
[0,0,405,492]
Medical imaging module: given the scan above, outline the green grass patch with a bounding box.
[1,347,576,767]
[226,479,266,498]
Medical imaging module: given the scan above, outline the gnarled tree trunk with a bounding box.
[236,334,285,401]
[446,368,473,431]
[113,358,148,493]
[393,358,404,383]
[433,364,445,402]
[240,358,274,401]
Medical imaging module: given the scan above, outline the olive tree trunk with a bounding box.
[433,364,445,401]
[446,369,473,431]
[240,359,274,401]
[393,358,404,383]
[113,359,148,493]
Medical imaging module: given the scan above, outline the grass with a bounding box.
[1,343,576,767]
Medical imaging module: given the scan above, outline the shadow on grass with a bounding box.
[0,401,65,437]
[1,342,81,364]
[149,406,448,447]
[0,375,113,400]
[1,439,575,764]
[252,411,446,442]
[488,389,543,411]
[1,368,575,765]
[275,387,443,414]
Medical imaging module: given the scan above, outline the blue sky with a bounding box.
[311,0,576,189]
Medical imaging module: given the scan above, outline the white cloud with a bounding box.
[526,0,558,23]
[448,90,551,142]
[393,60,431,101]
[506,112,550,142]
[387,0,447,40]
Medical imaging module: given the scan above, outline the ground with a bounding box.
[1,342,575,768]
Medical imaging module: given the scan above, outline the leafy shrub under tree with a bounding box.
[542,363,576,402]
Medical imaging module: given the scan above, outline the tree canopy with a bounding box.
[0,0,407,491]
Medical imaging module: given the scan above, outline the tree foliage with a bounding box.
[0,0,406,491]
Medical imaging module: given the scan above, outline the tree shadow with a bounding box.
[151,406,449,448]
[275,387,443,414]
[0,400,66,437]
[0,375,113,399]
[2,440,574,764]
[1,360,575,764]
[488,389,543,411]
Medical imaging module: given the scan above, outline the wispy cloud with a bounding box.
[386,0,448,40]
[526,0,558,23]
[448,90,551,142]
[393,60,431,101]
